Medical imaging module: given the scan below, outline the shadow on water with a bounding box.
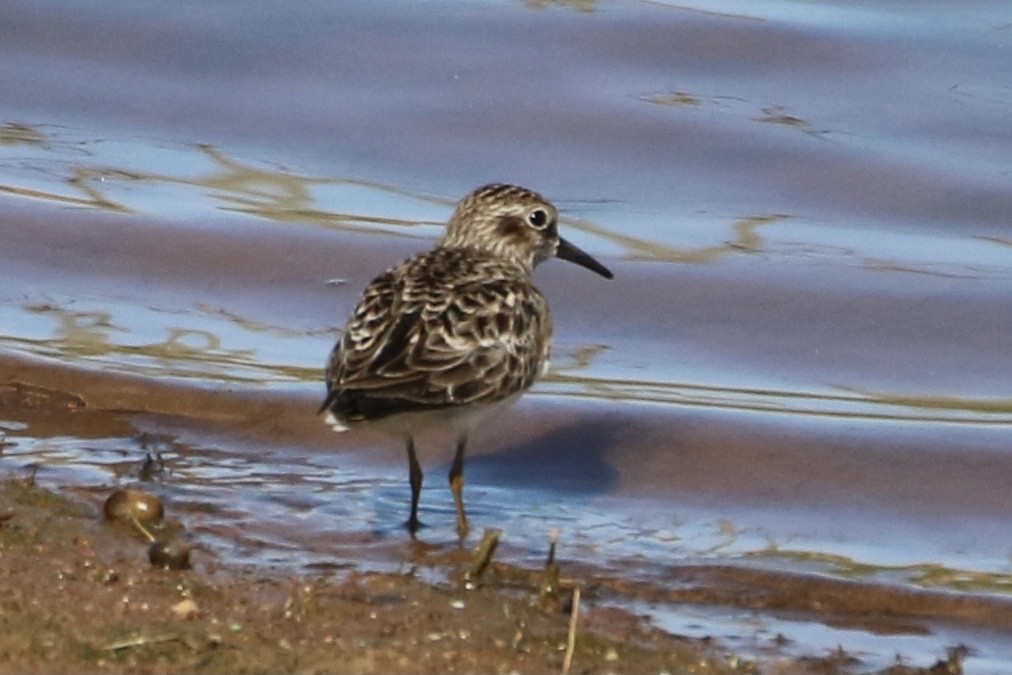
[469,415,627,494]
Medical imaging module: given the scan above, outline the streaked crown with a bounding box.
[439,184,561,273]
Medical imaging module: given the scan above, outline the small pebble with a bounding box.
[148,535,194,570]
[103,488,164,524]
[171,598,199,620]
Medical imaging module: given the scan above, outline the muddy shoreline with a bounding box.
[1,475,737,675]
[0,471,971,675]
[0,351,997,673]
[3,0,1012,670]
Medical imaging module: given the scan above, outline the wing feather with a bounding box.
[321,248,552,424]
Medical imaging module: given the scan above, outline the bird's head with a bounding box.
[440,183,613,279]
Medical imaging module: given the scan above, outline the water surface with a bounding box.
[2,0,1011,670]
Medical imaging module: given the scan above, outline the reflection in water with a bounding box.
[8,123,1004,277]
[755,105,809,128]
[983,236,1012,249]
[749,546,1012,594]
[524,0,596,11]
[0,169,132,211]
[570,212,788,263]
[542,372,1012,425]
[0,122,132,210]
[644,90,829,138]
[0,124,431,231]
[196,303,332,339]
[179,145,434,234]
[547,349,1012,425]
[10,301,318,385]
[26,304,123,357]
[0,123,798,265]
[0,122,47,148]
[643,91,701,107]
[4,297,1009,425]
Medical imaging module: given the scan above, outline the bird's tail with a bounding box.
[318,390,350,433]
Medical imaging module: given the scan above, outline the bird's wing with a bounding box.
[322,252,551,423]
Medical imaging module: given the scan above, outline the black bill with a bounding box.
[556,237,613,279]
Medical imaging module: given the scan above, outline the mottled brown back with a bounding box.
[322,247,552,425]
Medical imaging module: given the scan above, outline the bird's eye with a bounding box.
[527,208,549,229]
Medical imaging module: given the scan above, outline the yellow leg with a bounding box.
[449,435,469,538]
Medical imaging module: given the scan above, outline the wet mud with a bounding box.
[1,353,1006,673]
[2,1,1011,671]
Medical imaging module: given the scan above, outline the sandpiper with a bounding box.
[320,183,613,536]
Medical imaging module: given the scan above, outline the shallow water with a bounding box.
[2,0,1011,670]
